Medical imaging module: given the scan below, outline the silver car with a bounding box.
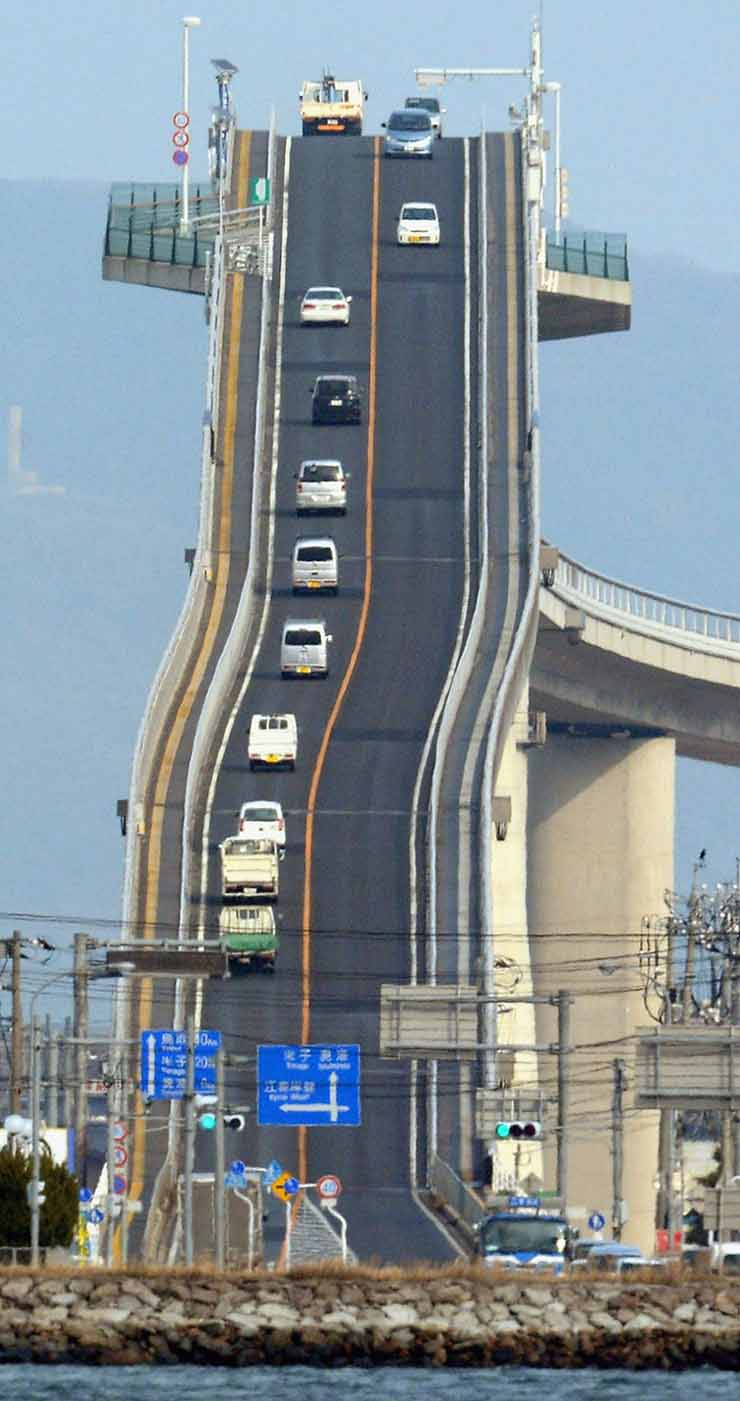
[292,537,339,593]
[404,95,445,139]
[295,459,348,514]
[382,109,434,158]
[280,619,333,678]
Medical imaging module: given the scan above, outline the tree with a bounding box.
[0,1143,78,1249]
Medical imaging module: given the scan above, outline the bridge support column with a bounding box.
[489,700,542,1194]
[527,733,674,1255]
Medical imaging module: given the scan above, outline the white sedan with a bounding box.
[300,287,352,325]
[238,800,286,848]
[397,202,440,246]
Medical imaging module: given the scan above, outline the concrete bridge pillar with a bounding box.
[526,733,675,1255]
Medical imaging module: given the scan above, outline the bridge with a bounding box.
[103,37,739,1264]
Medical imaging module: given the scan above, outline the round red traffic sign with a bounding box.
[172,129,190,148]
[114,1145,128,1168]
[113,1120,127,1141]
[316,1174,342,1201]
[173,111,190,128]
[173,150,189,166]
[113,1174,127,1196]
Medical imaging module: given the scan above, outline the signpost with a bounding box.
[139,1029,221,1100]
[257,1044,360,1126]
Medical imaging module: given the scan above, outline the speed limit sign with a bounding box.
[316,1174,342,1201]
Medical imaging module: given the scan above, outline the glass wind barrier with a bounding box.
[546,230,629,282]
[104,182,219,268]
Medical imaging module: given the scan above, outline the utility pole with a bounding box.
[73,933,90,1186]
[215,1043,225,1269]
[10,930,23,1113]
[106,1067,117,1267]
[611,1058,626,1241]
[656,919,675,1240]
[30,1017,43,1265]
[732,959,740,1178]
[184,1014,196,1267]
[556,990,571,1206]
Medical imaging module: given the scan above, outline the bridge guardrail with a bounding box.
[550,548,740,656]
[116,224,226,1045]
[545,230,628,282]
[430,1152,483,1239]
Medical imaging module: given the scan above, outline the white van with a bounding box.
[280,619,333,677]
[248,713,297,770]
[292,537,338,593]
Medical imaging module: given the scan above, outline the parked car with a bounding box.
[295,459,348,515]
[238,800,286,848]
[281,618,333,677]
[570,1242,643,1272]
[311,375,361,424]
[382,109,434,159]
[404,94,445,138]
[397,201,440,246]
[300,286,352,325]
[292,537,339,593]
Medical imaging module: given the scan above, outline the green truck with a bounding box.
[219,905,278,971]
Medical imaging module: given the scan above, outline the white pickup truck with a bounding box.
[220,836,279,902]
[248,713,297,771]
[299,73,366,136]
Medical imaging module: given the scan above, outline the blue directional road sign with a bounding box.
[139,1029,221,1101]
[257,1044,360,1127]
[588,1211,606,1232]
[263,1159,283,1187]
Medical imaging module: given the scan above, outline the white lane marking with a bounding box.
[407,138,473,1242]
[196,135,293,971]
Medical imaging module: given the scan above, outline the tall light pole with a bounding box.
[542,81,562,239]
[180,16,202,235]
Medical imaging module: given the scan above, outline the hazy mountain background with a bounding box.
[1,177,738,1020]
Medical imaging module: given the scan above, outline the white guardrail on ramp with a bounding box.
[548,548,740,658]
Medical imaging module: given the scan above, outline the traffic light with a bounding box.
[223,1114,246,1131]
[494,1120,542,1141]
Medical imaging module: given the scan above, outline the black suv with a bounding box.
[311,375,361,425]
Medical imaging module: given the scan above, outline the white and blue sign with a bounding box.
[257,1044,361,1127]
[263,1159,283,1187]
[509,1195,540,1210]
[140,1029,221,1101]
[588,1211,606,1232]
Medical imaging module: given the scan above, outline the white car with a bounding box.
[300,287,352,325]
[397,202,440,246]
[238,800,286,848]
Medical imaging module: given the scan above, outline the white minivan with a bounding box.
[292,537,338,594]
[280,619,333,678]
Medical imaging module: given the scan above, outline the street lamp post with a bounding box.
[180,16,202,235]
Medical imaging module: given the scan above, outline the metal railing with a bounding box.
[545,230,629,282]
[551,547,740,655]
[430,1152,484,1236]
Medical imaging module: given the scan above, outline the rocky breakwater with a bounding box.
[0,1269,738,1369]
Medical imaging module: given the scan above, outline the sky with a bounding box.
[1,0,738,1020]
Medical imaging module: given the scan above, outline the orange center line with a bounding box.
[297,139,381,1184]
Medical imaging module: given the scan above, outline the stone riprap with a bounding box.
[0,1270,738,1368]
